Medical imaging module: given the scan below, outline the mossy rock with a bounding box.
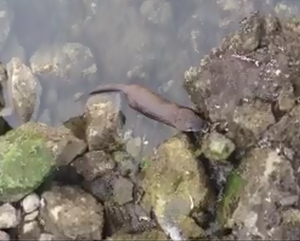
[216,169,247,227]
[0,125,55,202]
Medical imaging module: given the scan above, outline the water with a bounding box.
[0,0,299,156]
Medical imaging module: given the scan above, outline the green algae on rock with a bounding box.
[141,133,211,239]
[0,123,55,202]
[216,146,299,239]
[216,169,246,227]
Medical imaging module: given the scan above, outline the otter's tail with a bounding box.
[88,83,125,96]
[74,83,126,103]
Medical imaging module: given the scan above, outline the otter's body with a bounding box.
[87,83,207,132]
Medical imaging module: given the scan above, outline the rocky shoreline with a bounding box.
[1,4,300,241]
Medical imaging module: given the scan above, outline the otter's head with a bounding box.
[175,108,209,132]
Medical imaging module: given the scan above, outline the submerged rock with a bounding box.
[140,0,173,26]
[0,0,13,52]
[5,57,42,125]
[141,133,211,239]
[30,42,97,92]
[40,185,104,240]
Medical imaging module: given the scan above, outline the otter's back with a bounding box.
[124,84,176,125]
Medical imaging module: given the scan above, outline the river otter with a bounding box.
[78,83,208,133]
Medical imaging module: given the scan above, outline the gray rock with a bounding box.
[0,36,26,64]
[6,57,42,125]
[30,42,97,91]
[40,185,104,240]
[0,61,7,111]
[0,203,21,229]
[72,150,116,181]
[0,61,7,84]
[38,233,54,241]
[126,136,142,158]
[140,0,172,26]
[183,13,295,149]
[104,202,156,236]
[0,122,86,202]
[113,176,134,205]
[201,131,235,161]
[0,0,13,52]
[85,94,124,152]
[114,150,139,178]
[85,172,134,205]
[0,230,10,241]
[18,220,41,240]
[24,210,39,222]
[62,114,86,141]
[25,122,87,167]
[21,193,40,213]
[217,147,299,239]
[141,133,208,239]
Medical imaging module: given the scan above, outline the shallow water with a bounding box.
[0,0,299,156]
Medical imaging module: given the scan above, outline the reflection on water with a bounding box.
[0,0,299,155]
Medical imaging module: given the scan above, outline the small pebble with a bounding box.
[0,203,21,229]
[39,233,54,241]
[0,230,10,241]
[21,193,40,213]
[24,210,39,222]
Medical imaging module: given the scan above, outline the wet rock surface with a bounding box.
[0,203,20,229]
[103,202,156,236]
[0,0,13,52]
[40,185,104,240]
[184,12,297,149]
[85,94,124,152]
[184,12,300,240]
[217,147,299,239]
[72,150,116,181]
[0,230,10,241]
[5,57,41,125]
[21,193,40,214]
[30,42,97,92]
[0,123,55,202]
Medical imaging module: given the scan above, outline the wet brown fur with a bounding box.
[86,83,207,132]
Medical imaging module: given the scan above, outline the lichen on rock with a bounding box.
[0,124,55,202]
